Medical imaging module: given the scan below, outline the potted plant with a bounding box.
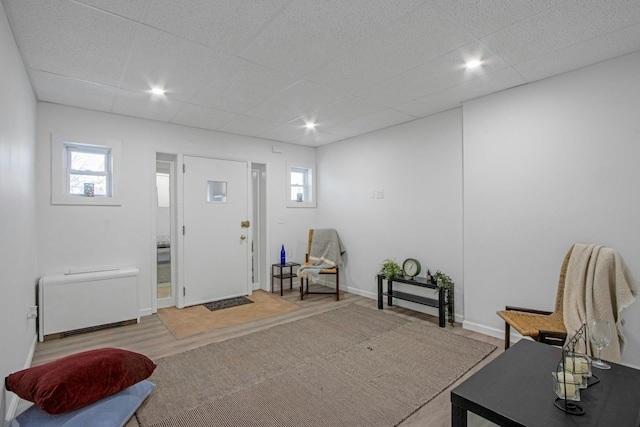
[433,270,455,326]
[380,259,401,280]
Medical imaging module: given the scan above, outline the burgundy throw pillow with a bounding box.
[4,347,156,414]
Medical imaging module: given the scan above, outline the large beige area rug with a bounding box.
[156,290,301,338]
[137,304,496,427]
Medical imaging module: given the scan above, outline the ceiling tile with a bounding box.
[73,0,150,21]
[257,122,309,143]
[118,25,232,102]
[240,0,428,77]
[121,27,297,115]
[430,0,563,38]
[111,89,184,122]
[5,0,138,86]
[30,71,118,113]
[144,0,288,54]
[218,115,279,138]
[481,1,640,67]
[577,0,640,35]
[244,80,346,123]
[355,43,510,107]
[324,109,417,138]
[169,104,237,131]
[514,22,640,82]
[395,67,526,117]
[204,57,299,114]
[304,3,475,93]
[311,97,386,130]
[293,131,346,147]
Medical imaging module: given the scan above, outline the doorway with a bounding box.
[156,154,177,308]
[153,155,268,310]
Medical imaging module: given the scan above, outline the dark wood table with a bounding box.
[451,339,640,426]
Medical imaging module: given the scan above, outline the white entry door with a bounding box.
[182,156,250,306]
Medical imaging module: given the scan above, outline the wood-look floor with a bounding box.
[31,288,503,427]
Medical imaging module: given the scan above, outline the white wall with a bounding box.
[316,109,463,318]
[0,2,38,421]
[463,51,640,367]
[35,104,317,315]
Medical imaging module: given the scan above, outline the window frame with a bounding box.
[51,134,122,206]
[286,161,316,208]
[65,143,112,197]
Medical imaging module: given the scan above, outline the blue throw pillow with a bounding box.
[8,380,155,427]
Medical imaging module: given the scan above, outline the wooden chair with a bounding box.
[496,246,574,350]
[300,229,340,301]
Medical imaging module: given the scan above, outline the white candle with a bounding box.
[554,371,578,399]
[558,381,576,398]
[565,357,588,373]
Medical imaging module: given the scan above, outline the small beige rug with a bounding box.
[156,290,301,339]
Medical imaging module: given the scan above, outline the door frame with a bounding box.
[152,153,271,311]
[151,152,179,313]
[251,163,267,291]
[179,154,253,307]
[155,159,177,309]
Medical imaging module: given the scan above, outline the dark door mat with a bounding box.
[203,296,254,312]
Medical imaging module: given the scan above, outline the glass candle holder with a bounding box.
[552,371,581,401]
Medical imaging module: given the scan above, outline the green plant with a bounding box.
[433,270,455,326]
[380,259,401,280]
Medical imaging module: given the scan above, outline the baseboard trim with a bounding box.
[344,287,376,299]
[139,308,153,317]
[5,334,37,423]
[463,319,524,341]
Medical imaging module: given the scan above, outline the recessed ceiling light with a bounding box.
[465,59,482,70]
[305,122,316,130]
[150,87,166,96]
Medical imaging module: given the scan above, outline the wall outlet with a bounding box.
[376,189,384,199]
[278,215,285,224]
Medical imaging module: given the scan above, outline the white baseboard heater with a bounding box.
[38,267,139,342]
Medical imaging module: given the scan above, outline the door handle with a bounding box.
[240,235,246,240]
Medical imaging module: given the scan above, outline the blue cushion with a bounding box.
[8,380,155,427]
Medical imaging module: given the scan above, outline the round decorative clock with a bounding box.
[402,258,421,278]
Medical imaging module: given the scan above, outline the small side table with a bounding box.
[271,262,300,296]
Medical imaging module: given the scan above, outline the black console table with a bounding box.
[377,274,447,327]
[451,339,640,426]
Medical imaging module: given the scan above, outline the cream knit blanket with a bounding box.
[297,229,345,283]
[563,244,637,362]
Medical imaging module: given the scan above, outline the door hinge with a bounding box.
[183,164,185,173]
[182,225,185,235]
[183,287,186,297]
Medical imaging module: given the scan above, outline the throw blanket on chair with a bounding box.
[297,229,345,282]
[563,244,637,362]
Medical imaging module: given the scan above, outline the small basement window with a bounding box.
[66,143,112,197]
[51,134,122,206]
[286,162,316,208]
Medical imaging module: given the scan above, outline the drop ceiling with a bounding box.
[4,0,640,147]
